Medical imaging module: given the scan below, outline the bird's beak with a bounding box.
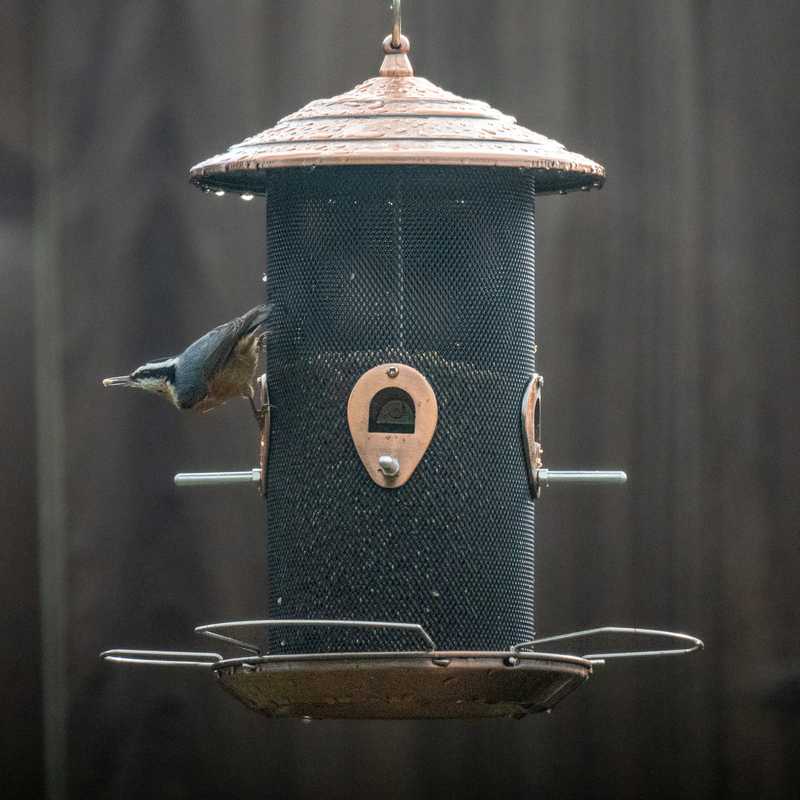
[102,375,134,388]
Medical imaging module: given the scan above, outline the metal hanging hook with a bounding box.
[390,0,402,49]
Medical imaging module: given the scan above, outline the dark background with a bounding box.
[2,1,798,798]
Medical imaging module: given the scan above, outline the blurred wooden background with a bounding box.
[2,1,799,797]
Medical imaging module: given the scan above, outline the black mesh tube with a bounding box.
[264,166,536,652]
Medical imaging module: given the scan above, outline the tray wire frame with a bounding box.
[511,626,704,663]
[101,619,703,669]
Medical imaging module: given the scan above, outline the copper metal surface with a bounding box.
[255,373,270,496]
[347,363,438,489]
[521,373,544,498]
[190,35,604,194]
[214,652,591,720]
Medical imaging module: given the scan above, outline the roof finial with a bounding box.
[380,0,413,77]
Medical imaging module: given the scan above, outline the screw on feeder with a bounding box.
[378,455,401,477]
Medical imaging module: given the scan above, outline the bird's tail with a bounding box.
[241,303,273,334]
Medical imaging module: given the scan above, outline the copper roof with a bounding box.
[190,35,605,195]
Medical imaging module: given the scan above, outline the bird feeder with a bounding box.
[103,4,702,720]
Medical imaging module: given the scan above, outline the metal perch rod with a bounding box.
[174,468,261,486]
[538,469,627,486]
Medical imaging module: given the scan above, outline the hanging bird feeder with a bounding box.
[103,2,702,720]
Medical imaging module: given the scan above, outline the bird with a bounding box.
[102,304,272,419]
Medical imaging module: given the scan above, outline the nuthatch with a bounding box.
[103,304,272,418]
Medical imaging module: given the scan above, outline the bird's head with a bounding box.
[102,359,179,406]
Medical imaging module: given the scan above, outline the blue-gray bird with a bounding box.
[103,304,272,418]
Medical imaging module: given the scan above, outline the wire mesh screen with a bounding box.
[264,165,536,652]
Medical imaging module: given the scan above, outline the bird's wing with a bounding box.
[187,304,271,383]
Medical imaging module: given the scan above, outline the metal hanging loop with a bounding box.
[391,0,402,49]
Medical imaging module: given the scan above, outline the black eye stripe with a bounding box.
[135,364,175,381]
